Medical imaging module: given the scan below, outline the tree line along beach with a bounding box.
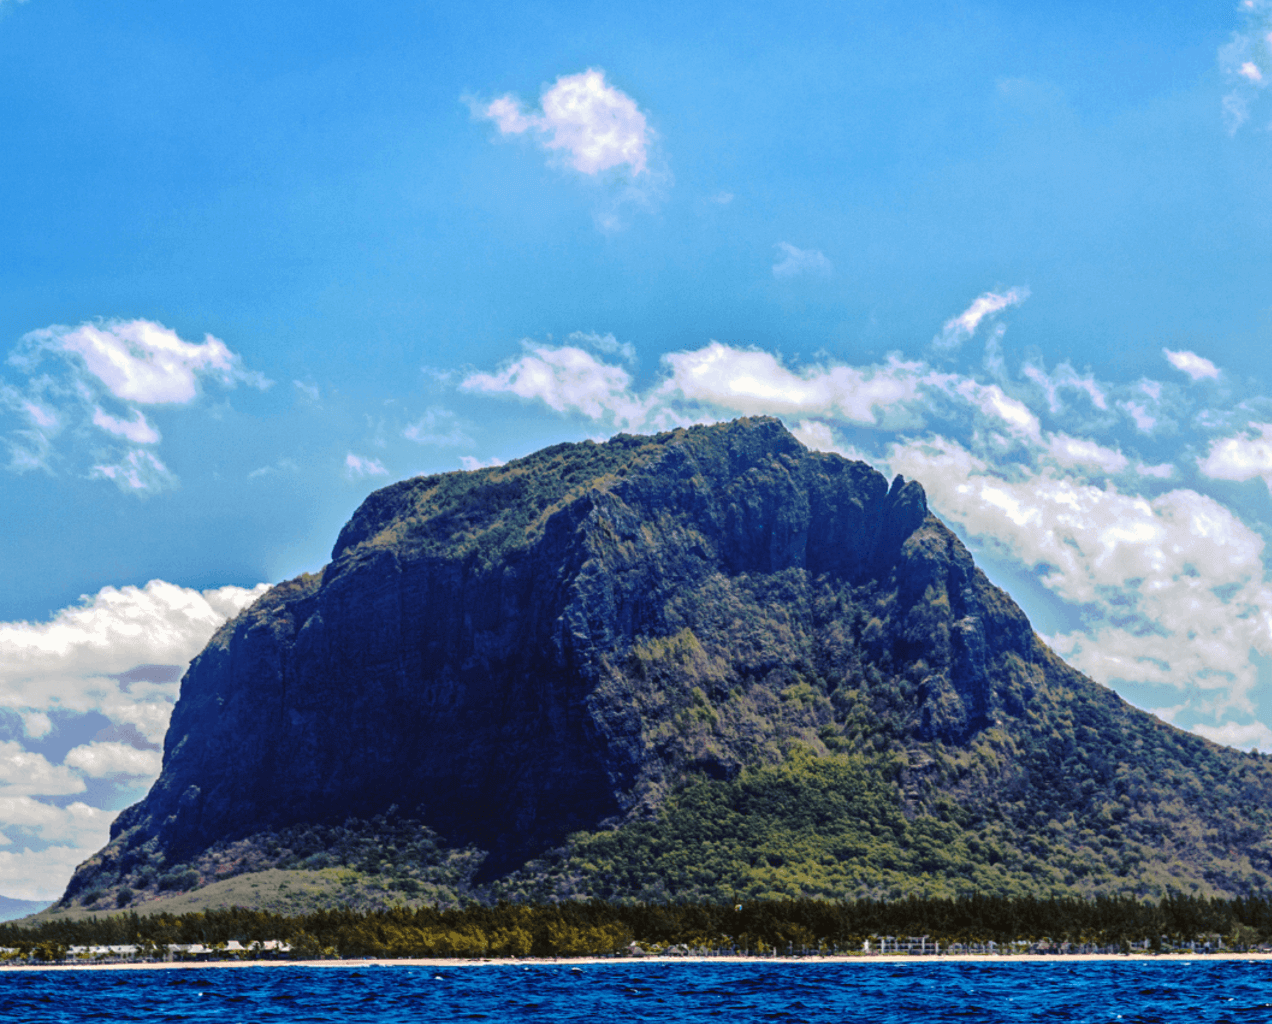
[7,896,1272,965]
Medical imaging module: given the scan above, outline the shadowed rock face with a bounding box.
[93,418,1026,876]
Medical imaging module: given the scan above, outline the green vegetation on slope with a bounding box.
[338,430,669,570]
[61,813,484,915]
[505,745,1272,904]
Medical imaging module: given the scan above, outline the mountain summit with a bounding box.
[60,418,1272,910]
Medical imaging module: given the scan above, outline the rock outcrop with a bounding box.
[61,418,1272,907]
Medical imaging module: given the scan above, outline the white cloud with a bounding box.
[476,68,651,177]
[1194,720,1272,751]
[0,742,85,797]
[344,453,388,479]
[790,420,838,453]
[461,338,1027,440]
[934,287,1029,350]
[659,344,922,425]
[772,242,832,279]
[26,320,266,405]
[0,801,115,900]
[402,408,472,447]
[1199,423,1272,491]
[64,742,162,779]
[0,580,265,899]
[0,798,109,846]
[1044,433,1128,475]
[0,843,102,902]
[1163,348,1220,381]
[89,448,177,494]
[952,379,1042,441]
[1120,400,1156,433]
[0,579,267,741]
[1240,61,1264,82]
[708,191,734,205]
[461,344,646,425]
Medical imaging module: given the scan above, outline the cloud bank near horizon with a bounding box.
[0,579,267,900]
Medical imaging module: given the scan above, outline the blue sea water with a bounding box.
[2,960,1272,1023]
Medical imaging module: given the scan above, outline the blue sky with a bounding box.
[4,0,1272,898]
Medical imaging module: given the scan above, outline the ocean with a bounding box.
[2,959,1271,1023]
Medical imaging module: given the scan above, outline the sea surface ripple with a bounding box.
[3,960,1272,1023]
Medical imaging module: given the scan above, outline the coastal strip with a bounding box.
[7,953,1272,972]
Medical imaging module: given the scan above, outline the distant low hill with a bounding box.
[47,417,1272,918]
[0,897,52,923]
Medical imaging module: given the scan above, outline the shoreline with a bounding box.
[8,952,1272,972]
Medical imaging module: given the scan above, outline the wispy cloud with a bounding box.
[247,458,299,480]
[569,330,635,362]
[772,242,832,279]
[459,455,506,471]
[293,379,320,403]
[402,407,472,447]
[1220,0,1272,131]
[1,319,268,493]
[1022,360,1106,413]
[934,287,1029,350]
[91,407,161,445]
[89,448,178,495]
[344,452,388,479]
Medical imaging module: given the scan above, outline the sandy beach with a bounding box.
[6,952,1272,972]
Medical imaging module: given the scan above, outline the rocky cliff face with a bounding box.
[62,418,1272,906]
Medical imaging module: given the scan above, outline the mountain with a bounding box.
[54,417,1272,914]
[0,897,52,923]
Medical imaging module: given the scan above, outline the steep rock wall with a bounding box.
[101,420,1026,869]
